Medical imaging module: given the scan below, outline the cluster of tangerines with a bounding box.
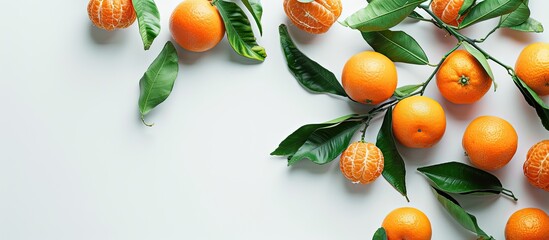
[285,0,548,239]
[87,0,548,239]
[88,0,226,52]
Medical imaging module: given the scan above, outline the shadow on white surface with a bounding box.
[440,98,483,121]
[88,24,128,45]
[500,28,536,44]
[284,18,321,45]
[521,178,549,208]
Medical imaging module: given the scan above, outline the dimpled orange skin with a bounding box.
[87,0,136,31]
[515,42,549,96]
[523,140,549,191]
[170,0,225,52]
[436,50,492,104]
[341,51,398,105]
[392,96,446,148]
[505,208,549,240]
[430,0,465,26]
[339,142,384,184]
[382,207,432,240]
[283,0,342,34]
[462,116,518,171]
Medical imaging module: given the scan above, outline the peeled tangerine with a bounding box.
[523,140,549,191]
[87,0,137,31]
[340,142,384,184]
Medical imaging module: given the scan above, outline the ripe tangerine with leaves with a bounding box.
[523,139,549,191]
[462,116,518,171]
[505,208,549,240]
[382,207,432,240]
[515,42,549,96]
[87,0,137,31]
[392,96,446,148]
[170,0,225,52]
[436,50,492,104]
[339,142,384,184]
[283,0,342,34]
[341,51,398,105]
[431,0,466,26]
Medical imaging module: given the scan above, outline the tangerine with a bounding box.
[515,42,549,96]
[170,0,225,52]
[431,0,466,26]
[436,50,492,104]
[523,140,549,191]
[341,51,398,105]
[339,142,384,184]
[382,207,432,240]
[505,208,549,240]
[283,0,342,34]
[392,96,446,148]
[87,0,137,31]
[462,116,518,171]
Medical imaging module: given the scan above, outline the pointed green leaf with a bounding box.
[508,17,544,32]
[288,120,362,166]
[377,107,408,201]
[512,76,549,130]
[433,188,493,239]
[372,228,388,240]
[343,0,427,31]
[361,30,429,65]
[408,11,424,21]
[418,161,517,200]
[459,0,522,29]
[499,1,530,28]
[279,24,347,97]
[458,0,476,16]
[138,41,179,126]
[462,42,496,90]
[132,0,161,50]
[214,0,266,62]
[394,84,423,99]
[271,114,360,156]
[241,0,263,35]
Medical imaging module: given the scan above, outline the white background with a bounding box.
[1,0,548,239]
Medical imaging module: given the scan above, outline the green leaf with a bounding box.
[508,17,544,32]
[458,0,476,16]
[241,0,263,35]
[343,0,427,31]
[377,107,408,201]
[408,11,424,21]
[132,0,161,50]
[459,0,522,28]
[138,41,179,126]
[432,188,493,239]
[418,161,517,200]
[271,114,360,156]
[361,30,429,65]
[462,42,496,90]
[288,120,362,166]
[372,227,388,240]
[499,1,530,28]
[214,0,267,62]
[394,84,423,99]
[512,76,549,130]
[279,24,347,97]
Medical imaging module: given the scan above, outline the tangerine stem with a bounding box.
[501,188,518,201]
[141,115,154,127]
[419,42,461,95]
[475,25,499,43]
[419,5,516,77]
